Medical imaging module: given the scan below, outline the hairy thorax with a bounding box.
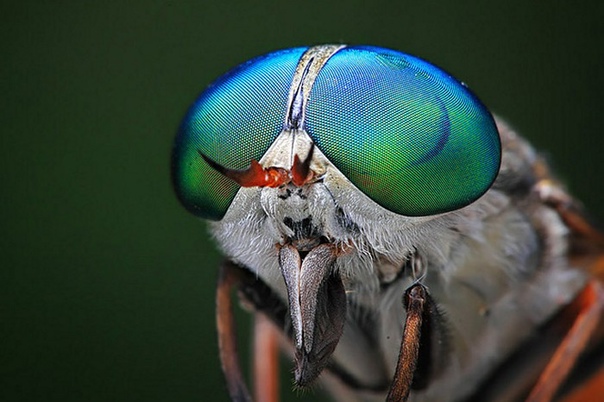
[210,119,585,402]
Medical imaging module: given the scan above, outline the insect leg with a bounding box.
[526,280,604,402]
[216,261,253,402]
[560,365,604,402]
[387,283,427,402]
[253,313,280,402]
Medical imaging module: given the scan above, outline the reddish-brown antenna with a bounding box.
[199,151,289,188]
[291,144,315,186]
[199,143,316,188]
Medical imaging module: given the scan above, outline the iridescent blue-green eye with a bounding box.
[172,45,501,219]
[305,45,501,216]
[172,47,307,220]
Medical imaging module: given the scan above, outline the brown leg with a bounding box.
[526,280,604,402]
[387,284,427,402]
[254,313,280,402]
[216,262,252,402]
[559,366,604,402]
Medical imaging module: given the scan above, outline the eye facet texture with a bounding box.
[172,47,307,219]
[305,45,501,216]
[172,45,501,219]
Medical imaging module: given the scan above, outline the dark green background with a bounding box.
[2,2,602,401]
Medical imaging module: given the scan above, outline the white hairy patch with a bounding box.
[209,120,586,402]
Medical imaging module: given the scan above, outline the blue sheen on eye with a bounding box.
[172,47,307,220]
[305,45,501,216]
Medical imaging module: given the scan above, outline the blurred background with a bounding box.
[2,2,602,401]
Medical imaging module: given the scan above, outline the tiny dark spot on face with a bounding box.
[283,216,318,240]
[278,188,292,200]
[278,187,309,200]
[283,217,324,252]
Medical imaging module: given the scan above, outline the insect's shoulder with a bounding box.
[494,117,604,279]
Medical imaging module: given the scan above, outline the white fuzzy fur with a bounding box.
[210,121,585,401]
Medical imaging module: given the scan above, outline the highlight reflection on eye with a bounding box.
[172,45,501,220]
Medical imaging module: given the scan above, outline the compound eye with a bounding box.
[305,46,501,216]
[172,47,307,220]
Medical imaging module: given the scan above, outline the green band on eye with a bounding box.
[172,45,501,220]
[172,47,307,220]
[305,46,501,216]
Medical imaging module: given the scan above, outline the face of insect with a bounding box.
[172,45,589,401]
